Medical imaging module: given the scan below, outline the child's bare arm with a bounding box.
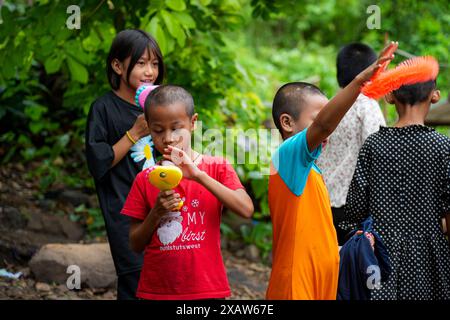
[194,172,254,218]
[112,134,137,167]
[129,190,182,252]
[306,42,398,152]
[112,114,149,168]
[163,146,254,219]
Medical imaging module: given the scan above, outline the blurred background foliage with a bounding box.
[0,0,448,259]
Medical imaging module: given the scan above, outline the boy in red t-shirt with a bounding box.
[121,84,254,300]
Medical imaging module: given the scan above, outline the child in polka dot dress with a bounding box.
[342,79,450,299]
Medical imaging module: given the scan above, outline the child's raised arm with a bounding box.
[306,41,398,152]
[163,146,254,219]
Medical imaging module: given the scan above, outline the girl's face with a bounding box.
[115,49,160,91]
[147,102,198,156]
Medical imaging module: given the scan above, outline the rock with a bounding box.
[227,267,250,285]
[11,181,21,191]
[66,293,83,300]
[35,282,51,292]
[45,189,91,207]
[0,227,78,265]
[228,239,245,252]
[7,286,23,298]
[59,190,91,208]
[85,289,94,297]
[27,211,84,241]
[29,243,117,289]
[0,206,28,229]
[14,163,25,172]
[18,267,30,278]
[227,266,267,294]
[102,291,116,300]
[37,199,56,211]
[244,244,260,262]
[66,291,81,299]
[235,249,245,258]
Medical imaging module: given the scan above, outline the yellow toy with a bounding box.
[148,161,183,210]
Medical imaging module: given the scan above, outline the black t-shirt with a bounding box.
[85,91,144,275]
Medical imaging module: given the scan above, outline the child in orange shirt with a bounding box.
[266,42,397,300]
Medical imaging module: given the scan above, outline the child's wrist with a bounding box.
[126,130,138,144]
[193,170,207,184]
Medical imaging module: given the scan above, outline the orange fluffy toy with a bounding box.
[362,56,439,100]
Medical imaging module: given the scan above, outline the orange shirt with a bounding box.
[266,128,339,300]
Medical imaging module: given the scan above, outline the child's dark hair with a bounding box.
[337,43,377,87]
[106,29,165,90]
[272,82,325,134]
[393,80,436,106]
[144,85,195,121]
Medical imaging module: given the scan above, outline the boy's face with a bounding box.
[147,102,197,156]
[114,49,160,91]
[281,94,329,139]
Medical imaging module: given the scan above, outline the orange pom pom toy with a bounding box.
[362,56,439,100]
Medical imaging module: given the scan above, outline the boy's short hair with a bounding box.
[337,43,377,88]
[144,85,195,120]
[272,82,325,134]
[392,80,436,106]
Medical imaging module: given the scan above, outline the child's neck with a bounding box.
[114,85,137,106]
[394,102,429,128]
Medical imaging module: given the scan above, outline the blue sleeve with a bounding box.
[272,127,322,196]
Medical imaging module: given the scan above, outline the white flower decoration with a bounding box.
[130,135,155,170]
[191,199,199,208]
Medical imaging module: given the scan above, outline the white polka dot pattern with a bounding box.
[341,125,450,300]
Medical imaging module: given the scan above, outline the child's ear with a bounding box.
[111,58,124,76]
[191,113,198,131]
[430,90,441,104]
[384,92,395,104]
[280,114,294,134]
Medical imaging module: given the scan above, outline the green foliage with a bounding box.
[220,222,239,240]
[240,222,272,259]
[0,0,448,246]
[75,204,106,238]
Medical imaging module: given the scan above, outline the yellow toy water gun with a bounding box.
[148,161,184,210]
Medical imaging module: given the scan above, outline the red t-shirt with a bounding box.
[121,155,244,300]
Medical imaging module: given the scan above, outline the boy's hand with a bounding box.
[153,190,182,216]
[163,145,202,181]
[355,41,398,85]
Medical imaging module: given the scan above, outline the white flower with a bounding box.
[130,135,155,170]
[191,199,199,208]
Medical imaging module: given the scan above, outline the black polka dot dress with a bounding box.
[342,125,450,300]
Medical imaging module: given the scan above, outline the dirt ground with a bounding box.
[0,249,270,300]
